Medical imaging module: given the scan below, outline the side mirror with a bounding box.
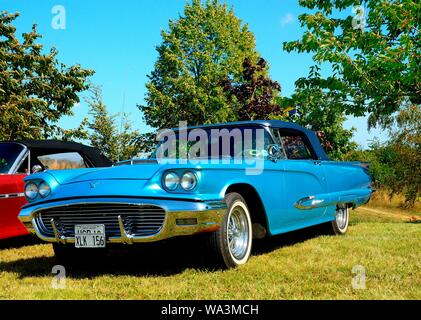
[267,144,283,161]
[32,165,43,173]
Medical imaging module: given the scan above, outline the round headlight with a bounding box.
[180,172,197,191]
[24,182,38,200]
[38,181,51,198]
[164,172,179,191]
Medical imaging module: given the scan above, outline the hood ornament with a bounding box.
[89,181,99,189]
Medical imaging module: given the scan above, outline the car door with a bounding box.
[0,174,28,239]
[274,129,327,228]
[0,144,29,239]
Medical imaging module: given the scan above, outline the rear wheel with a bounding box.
[327,206,350,235]
[209,193,253,269]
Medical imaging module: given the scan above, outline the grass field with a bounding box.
[0,204,420,300]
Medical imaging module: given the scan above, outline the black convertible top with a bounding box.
[1,140,112,167]
[172,120,330,161]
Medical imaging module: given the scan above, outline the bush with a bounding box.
[343,136,420,208]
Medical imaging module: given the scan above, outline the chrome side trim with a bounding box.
[294,196,326,210]
[294,189,373,210]
[0,193,25,199]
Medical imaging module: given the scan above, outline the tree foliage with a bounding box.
[283,0,420,128]
[0,11,93,140]
[139,0,262,129]
[388,105,420,205]
[344,106,420,206]
[222,57,284,121]
[280,66,357,160]
[85,86,141,162]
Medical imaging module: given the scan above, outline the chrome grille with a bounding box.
[35,203,166,238]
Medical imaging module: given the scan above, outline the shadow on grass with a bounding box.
[253,223,327,255]
[0,236,215,279]
[0,235,42,250]
[0,225,328,279]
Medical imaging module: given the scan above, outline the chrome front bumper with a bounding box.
[18,197,227,244]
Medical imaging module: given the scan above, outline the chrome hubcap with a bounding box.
[336,207,348,230]
[227,205,249,260]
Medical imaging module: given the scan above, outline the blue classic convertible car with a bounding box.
[18,121,373,268]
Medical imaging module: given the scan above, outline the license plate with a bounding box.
[75,224,106,248]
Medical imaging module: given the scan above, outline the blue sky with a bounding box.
[1,0,388,147]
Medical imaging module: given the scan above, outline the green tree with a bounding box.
[280,66,357,160]
[222,57,284,121]
[388,105,420,206]
[281,92,357,160]
[0,11,93,140]
[85,86,141,162]
[343,106,420,207]
[283,0,420,128]
[343,140,397,190]
[139,0,261,129]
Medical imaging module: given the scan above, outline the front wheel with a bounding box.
[209,193,253,269]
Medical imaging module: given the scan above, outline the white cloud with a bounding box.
[281,13,295,27]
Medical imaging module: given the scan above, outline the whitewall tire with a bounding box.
[330,206,350,235]
[209,193,253,268]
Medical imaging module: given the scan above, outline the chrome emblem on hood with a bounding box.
[89,181,99,189]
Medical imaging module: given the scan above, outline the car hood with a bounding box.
[47,163,162,185]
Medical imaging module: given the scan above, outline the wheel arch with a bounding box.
[224,183,269,234]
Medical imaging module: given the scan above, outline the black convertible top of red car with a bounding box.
[1,140,112,167]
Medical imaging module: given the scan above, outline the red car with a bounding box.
[0,140,112,240]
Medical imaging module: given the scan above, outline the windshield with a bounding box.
[0,143,25,174]
[152,126,274,160]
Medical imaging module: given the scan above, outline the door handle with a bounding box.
[314,160,321,165]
